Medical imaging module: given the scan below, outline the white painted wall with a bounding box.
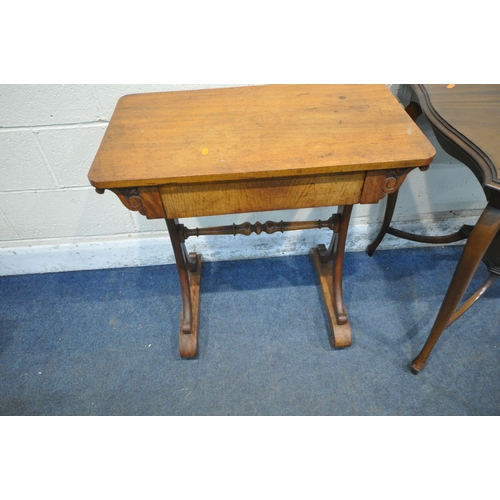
[0,84,487,276]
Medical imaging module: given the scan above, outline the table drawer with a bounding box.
[159,172,365,218]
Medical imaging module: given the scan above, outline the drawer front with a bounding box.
[159,172,365,218]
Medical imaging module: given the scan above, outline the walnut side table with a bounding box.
[88,84,435,358]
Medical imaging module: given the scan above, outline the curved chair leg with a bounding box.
[366,99,422,256]
[367,191,399,256]
[447,273,498,328]
[411,204,500,373]
[366,101,428,257]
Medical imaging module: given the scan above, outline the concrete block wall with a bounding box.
[0,84,487,276]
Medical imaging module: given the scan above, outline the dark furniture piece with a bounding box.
[369,84,500,373]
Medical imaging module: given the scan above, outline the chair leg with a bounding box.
[365,98,422,257]
[411,203,500,373]
[446,274,498,328]
[367,191,399,256]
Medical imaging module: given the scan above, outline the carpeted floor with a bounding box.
[1,245,499,415]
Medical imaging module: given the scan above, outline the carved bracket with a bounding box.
[95,186,166,219]
[360,167,418,204]
[110,188,146,215]
[382,169,413,194]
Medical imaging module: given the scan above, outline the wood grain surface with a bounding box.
[412,84,500,192]
[89,84,435,189]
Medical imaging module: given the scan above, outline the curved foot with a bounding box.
[411,346,430,373]
[366,241,378,257]
[331,321,352,349]
[410,361,423,375]
[310,246,352,348]
[179,254,203,359]
[180,332,199,358]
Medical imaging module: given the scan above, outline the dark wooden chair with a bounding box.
[368,85,500,373]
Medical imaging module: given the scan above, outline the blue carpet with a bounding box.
[1,245,499,415]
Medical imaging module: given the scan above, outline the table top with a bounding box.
[88,84,435,190]
[411,84,500,194]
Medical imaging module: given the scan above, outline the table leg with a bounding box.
[411,203,500,373]
[367,191,399,256]
[366,99,421,256]
[165,218,203,358]
[310,205,353,348]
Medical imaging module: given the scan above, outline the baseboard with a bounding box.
[0,214,480,276]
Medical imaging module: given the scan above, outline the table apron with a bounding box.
[159,172,367,218]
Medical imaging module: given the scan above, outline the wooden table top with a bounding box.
[88,84,435,189]
[412,84,500,194]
